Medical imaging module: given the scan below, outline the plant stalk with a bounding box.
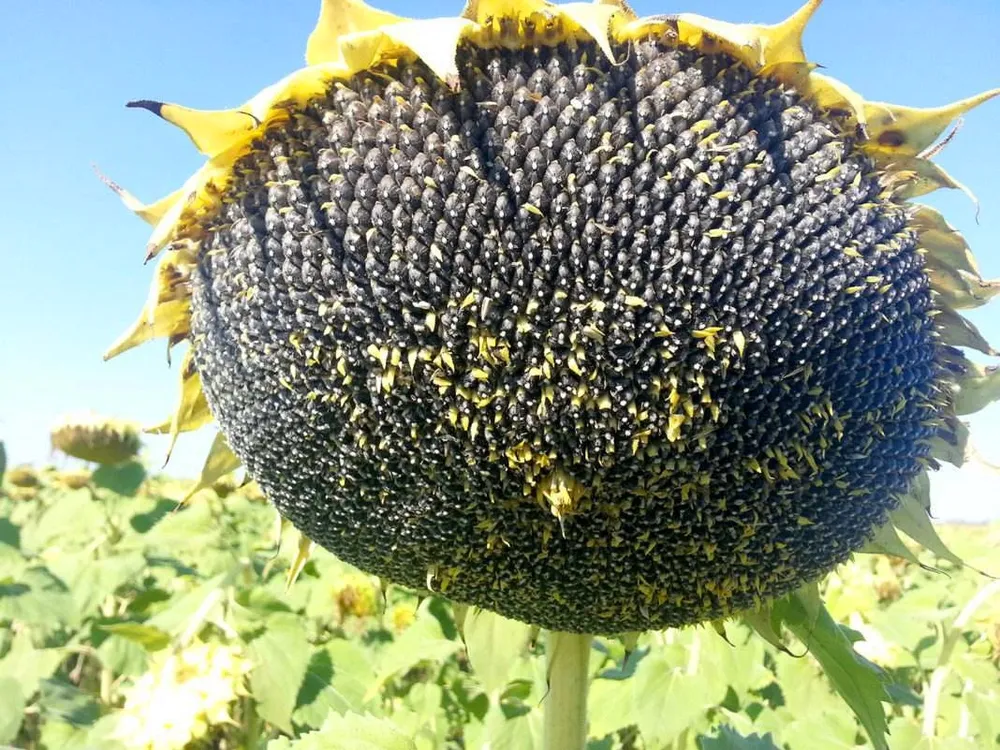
[543,631,592,750]
[922,578,1000,737]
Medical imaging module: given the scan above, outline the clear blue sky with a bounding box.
[1,1,998,520]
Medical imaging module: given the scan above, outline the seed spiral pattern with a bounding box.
[191,35,938,632]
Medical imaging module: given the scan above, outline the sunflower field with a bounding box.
[1,458,997,750]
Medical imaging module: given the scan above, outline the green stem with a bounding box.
[543,631,592,750]
[241,694,264,750]
[922,578,1000,737]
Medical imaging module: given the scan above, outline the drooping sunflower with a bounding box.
[104,0,998,741]
[50,412,143,466]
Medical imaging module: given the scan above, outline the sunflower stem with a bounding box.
[543,630,592,750]
[922,578,1000,737]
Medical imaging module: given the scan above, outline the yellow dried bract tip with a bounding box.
[307,0,405,66]
[126,100,261,157]
[50,412,142,466]
[93,165,185,227]
[667,0,821,73]
[147,348,212,466]
[286,533,315,591]
[912,205,980,277]
[181,431,242,506]
[953,361,1000,416]
[104,247,193,361]
[863,89,1000,159]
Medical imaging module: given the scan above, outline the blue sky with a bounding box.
[1,1,998,520]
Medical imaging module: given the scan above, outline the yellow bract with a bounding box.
[912,205,980,277]
[127,100,260,156]
[864,89,1000,159]
[145,349,212,463]
[307,0,404,66]
[181,432,242,505]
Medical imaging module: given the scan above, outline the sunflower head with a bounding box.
[50,412,142,466]
[334,571,381,620]
[105,0,997,640]
[56,468,93,490]
[113,640,252,750]
[388,601,417,632]
[5,464,40,489]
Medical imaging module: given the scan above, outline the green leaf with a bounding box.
[0,644,61,740]
[80,714,128,750]
[741,607,794,655]
[249,612,312,734]
[462,607,533,694]
[96,634,148,677]
[50,552,146,619]
[0,677,26,744]
[0,517,19,550]
[92,460,147,497]
[365,600,461,700]
[470,701,544,750]
[966,689,1000,747]
[97,622,171,652]
[633,651,714,746]
[587,670,637,740]
[0,566,78,627]
[38,719,122,750]
[37,677,101,727]
[891,484,964,566]
[884,718,981,750]
[859,521,922,565]
[399,682,448,746]
[21,491,105,552]
[769,710,865,750]
[699,622,773,695]
[0,631,64,697]
[697,725,780,750]
[268,711,417,750]
[773,591,891,750]
[129,498,177,534]
[293,639,376,729]
[139,502,224,557]
[145,570,230,635]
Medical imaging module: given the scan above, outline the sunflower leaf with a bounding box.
[363,598,462,701]
[890,483,964,566]
[0,678,27,745]
[697,724,780,750]
[772,593,891,750]
[462,607,534,694]
[96,622,171,652]
[740,607,794,656]
[249,613,312,735]
[267,709,417,750]
[91,460,147,498]
[859,520,922,565]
